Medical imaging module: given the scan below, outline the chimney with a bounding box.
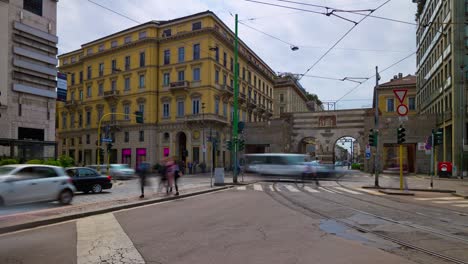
[393,75,398,80]
[398,73,403,78]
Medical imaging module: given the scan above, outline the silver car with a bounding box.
[0,164,76,206]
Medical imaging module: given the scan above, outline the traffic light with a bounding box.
[433,128,443,146]
[225,140,233,151]
[368,129,377,147]
[135,111,143,124]
[397,125,406,144]
[238,121,245,134]
[238,139,245,151]
[106,143,113,152]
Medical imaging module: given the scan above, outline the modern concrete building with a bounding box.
[415,0,467,175]
[0,0,58,161]
[57,11,275,169]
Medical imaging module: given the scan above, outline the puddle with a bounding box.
[319,219,399,250]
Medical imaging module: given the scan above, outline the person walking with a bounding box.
[137,160,150,198]
[173,160,182,196]
[165,157,176,195]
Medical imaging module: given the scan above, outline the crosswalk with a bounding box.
[236,184,369,196]
[414,196,468,208]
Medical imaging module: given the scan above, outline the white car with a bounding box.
[0,164,76,206]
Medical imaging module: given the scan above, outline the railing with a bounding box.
[185,113,228,123]
[103,90,120,97]
[170,81,190,88]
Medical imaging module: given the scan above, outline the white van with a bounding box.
[243,153,308,176]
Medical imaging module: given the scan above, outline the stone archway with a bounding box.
[176,131,187,162]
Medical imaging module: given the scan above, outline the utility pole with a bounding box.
[460,66,465,179]
[232,14,239,183]
[202,102,206,165]
[374,66,380,187]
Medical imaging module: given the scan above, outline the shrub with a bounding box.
[26,159,43,164]
[351,163,361,170]
[0,159,19,166]
[58,155,74,167]
[43,159,61,166]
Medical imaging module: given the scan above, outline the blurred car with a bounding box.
[65,167,112,193]
[303,161,337,177]
[334,161,344,166]
[0,164,75,206]
[87,164,135,180]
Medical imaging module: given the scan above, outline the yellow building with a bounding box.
[273,73,309,117]
[57,11,275,169]
[377,73,417,117]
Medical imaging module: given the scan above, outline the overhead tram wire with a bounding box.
[238,21,298,47]
[298,0,391,80]
[335,51,416,103]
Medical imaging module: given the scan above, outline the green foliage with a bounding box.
[58,155,74,168]
[43,159,61,166]
[0,159,19,166]
[351,163,362,170]
[26,159,43,164]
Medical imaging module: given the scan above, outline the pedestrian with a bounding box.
[173,160,182,196]
[157,161,168,194]
[165,157,176,195]
[137,160,150,198]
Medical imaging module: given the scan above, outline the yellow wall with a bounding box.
[377,87,417,117]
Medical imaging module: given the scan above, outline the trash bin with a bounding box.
[214,168,225,186]
[438,162,452,178]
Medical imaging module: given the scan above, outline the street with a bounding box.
[1,172,468,264]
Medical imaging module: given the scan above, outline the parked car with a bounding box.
[65,167,112,193]
[0,164,76,206]
[86,164,135,180]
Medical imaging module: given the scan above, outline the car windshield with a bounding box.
[112,164,129,169]
[0,166,16,176]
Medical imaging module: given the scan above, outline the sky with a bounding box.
[57,0,417,110]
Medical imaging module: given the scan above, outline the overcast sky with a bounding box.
[57,0,417,109]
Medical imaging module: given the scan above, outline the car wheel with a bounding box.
[58,190,73,205]
[91,184,103,193]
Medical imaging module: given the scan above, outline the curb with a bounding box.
[378,190,415,196]
[451,193,468,199]
[0,186,232,235]
[362,186,456,193]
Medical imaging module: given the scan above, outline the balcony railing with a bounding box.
[185,113,228,124]
[169,81,190,92]
[103,90,120,102]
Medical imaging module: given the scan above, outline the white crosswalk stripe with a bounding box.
[431,200,468,204]
[318,187,336,193]
[304,186,320,193]
[269,185,275,192]
[415,197,462,201]
[284,185,300,192]
[236,186,246,190]
[354,188,384,196]
[253,184,263,191]
[453,204,468,207]
[334,187,362,195]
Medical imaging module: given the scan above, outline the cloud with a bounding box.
[57,0,416,109]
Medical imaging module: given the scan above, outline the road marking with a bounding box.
[269,185,275,192]
[318,187,336,193]
[431,200,468,204]
[253,184,263,191]
[304,186,320,193]
[453,204,468,207]
[334,186,362,195]
[284,185,300,192]
[415,197,463,201]
[236,186,246,190]
[354,188,384,196]
[77,213,145,264]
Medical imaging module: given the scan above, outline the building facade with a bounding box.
[273,73,309,117]
[0,0,58,161]
[415,0,467,174]
[57,11,275,169]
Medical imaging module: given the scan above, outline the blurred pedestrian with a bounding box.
[137,159,150,198]
[173,160,182,196]
[165,157,176,195]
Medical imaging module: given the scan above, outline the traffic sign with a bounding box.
[397,104,408,116]
[393,89,408,103]
[365,144,371,160]
[101,138,112,143]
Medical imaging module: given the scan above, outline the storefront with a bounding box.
[122,148,131,166]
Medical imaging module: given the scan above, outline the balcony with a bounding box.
[185,113,228,124]
[247,98,256,109]
[239,92,246,103]
[64,100,81,111]
[217,84,233,98]
[257,103,266,112]
[103,90,120,103]
[169,81,190,93]
[101,119,130,130]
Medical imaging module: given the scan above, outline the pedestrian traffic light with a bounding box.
[368,129,377,147]
[106,143,113,152]
[238,139,245,151]
[433,128,443,146]
[135,111,143,124]
[397,125,406,144]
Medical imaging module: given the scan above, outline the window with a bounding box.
[230,57,233,71]
[280,94,284,103]
[139,74,145,88]
[193,68,201,81]
[124,36,132,44]
[139,131,144,142]
[164,50,170,64]
[99,63,104,77]
[70,114,75,128]
[71,73,75,85]
[78,113,83,127]
[387,98,395,112]
[139,31,147,39]
[223,74,227,85]
[79,71,83,84]
[97,109,103,122]
[79,90,83,101]
[111,40,118,48]
[215,99,220,115]
[138,104,145,119]
[124,105,130,120]
[163,29,172,37]
[192,21,202,31]
[87,66,92,79]
[178,70,185,81]
[86,111,91,126]
[87,48,93,55]
[223,102,227,117]
[24,0,43,16]
[215,70,219,83]
[215,48,219,62]
[178,47,185,63]
[177,101,185,117]
[163,73,170,86]
[98,44,104,52]
[98,83,103,96]
[193,44,200,60]
[125,56,131,70]
[192,99,200,114]
[62,114,67,129]
[86,134,90,144]
[230,79,233,88]
[280,106,284,115]
[242,67,246,80]
[111,80,116,91]
[409,97,416,110]
[163,103,170,118]
[124,132,129,143]
[86,85,91,97]
[111,59,117,72]
[223,52,227,67]
[139,52,145,67]
[124,77,130,91]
